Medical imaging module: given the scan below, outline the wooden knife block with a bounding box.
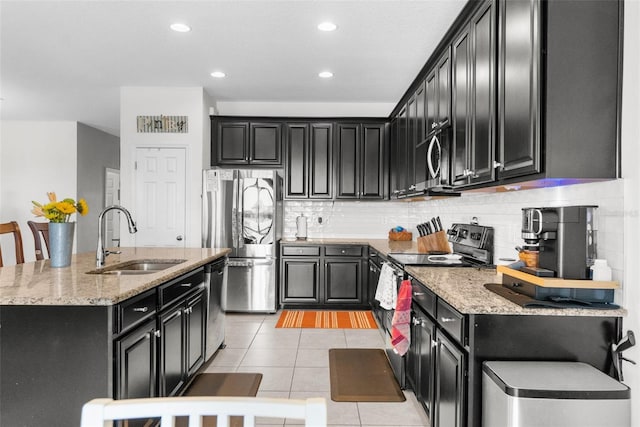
[417,231,452,253]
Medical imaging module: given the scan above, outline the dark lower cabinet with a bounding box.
[280,244,367,308]
[115,319,157,399]
[159,287,207,397]
[280,258,321,303]
[159,305,184,396]
[186,291,206,377]
[324,259,363,303]
[434,330,466,427]
[407,306,437,418]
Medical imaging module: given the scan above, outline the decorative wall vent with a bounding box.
[136,115,188,133]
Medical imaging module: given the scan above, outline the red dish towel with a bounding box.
[391,279,412,356]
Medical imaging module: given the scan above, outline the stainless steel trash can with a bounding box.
[482,361,630,427]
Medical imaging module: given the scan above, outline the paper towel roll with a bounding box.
[296,214,307,240]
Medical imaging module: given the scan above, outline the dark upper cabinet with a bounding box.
[389,117,400,196]
[451,28,471,186]
[216,121,248,164]
[335,122,386,199]
[452,1,496,187]
[497,0,539,178]
[426,49,451,136]
[286,122,333,199]
[394,107,409,195]
[285,124,308,198]
[212,119,282,166]
[250,122,282,165]
[496,0,621,182]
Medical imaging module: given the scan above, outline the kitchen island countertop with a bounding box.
[0,247,230,306]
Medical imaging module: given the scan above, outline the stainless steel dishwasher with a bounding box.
[205,258,227,360]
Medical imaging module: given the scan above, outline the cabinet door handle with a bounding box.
[431,339,438,348]
[413,292,425,297]
[154,330,161,338]
[133,307,149,313]
[180,283,192,287]
[440,317,456,323]
[493,161,504,169]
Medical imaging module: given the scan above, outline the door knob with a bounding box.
[176,235,183,241]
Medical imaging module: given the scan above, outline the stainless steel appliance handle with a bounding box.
[427,134,441,179]
[232,170,240,249]
[533,209,543,235]
[237,174,245,249]
[201,171,209,247]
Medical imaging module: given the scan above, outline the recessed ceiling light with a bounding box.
[170,23,191,33]
[318,71,334,78]
[210,71,226,78]
[317,22,338,32]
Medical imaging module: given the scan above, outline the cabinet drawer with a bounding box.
[324,245,364,257]
[159,268,205,308]
[436,299,465,345]
[118,289,157,334]
[281,246,321,256]
[411,279,436,318]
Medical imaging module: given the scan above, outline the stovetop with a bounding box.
[387,252,476,268]
[388,222,494,268]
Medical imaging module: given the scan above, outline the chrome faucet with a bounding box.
[96,205,137,267]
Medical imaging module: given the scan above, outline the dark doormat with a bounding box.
[329,348,405,402]
[176,372,263,427]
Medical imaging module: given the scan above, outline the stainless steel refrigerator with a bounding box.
[202,169,282,313]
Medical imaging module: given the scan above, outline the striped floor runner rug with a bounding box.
[275,310,378,329]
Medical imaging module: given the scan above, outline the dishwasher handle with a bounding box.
[227,258,274,268]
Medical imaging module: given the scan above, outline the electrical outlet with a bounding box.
[318,217,323,224]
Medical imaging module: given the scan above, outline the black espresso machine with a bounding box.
[521,205,597,279]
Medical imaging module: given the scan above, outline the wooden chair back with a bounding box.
[0,221,25,267]
[80,396,327,427]
[27,221,50,260]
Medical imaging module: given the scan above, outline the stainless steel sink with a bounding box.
[86,259,186,275]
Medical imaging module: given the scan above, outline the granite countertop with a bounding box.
[280,238,419,255]
[406,266,627,317]
[279,238,626,317]
[0,247,230,306]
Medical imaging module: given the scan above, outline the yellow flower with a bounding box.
[77,198,89,216]
[31,192,90,223]
[56,201,77,215]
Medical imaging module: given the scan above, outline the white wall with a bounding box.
[119,87,208,248]
[216,101,395,118]
[621,0,640,420]
[76,123,120,253]
[0,121,78,263]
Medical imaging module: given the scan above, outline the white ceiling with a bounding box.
[0,0,467,136]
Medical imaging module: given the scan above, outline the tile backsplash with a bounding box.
[284,179,625,281]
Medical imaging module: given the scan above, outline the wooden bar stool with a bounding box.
[0,221,25,267]
[28,221,50,260]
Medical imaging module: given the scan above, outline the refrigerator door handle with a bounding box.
[201,171,209,247]
[237,176,245,249]
[232,171,240,250]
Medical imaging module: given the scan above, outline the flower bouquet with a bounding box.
[31,192,89,267]
[31,192,88,222]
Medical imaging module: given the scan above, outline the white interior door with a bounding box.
[104,168,121,248]
[134,147,187,247]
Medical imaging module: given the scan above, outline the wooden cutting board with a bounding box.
[497,265,618,289]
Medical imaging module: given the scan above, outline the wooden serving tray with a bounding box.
[497,265,619,289]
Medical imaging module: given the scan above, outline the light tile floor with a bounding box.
[203,312,430,427]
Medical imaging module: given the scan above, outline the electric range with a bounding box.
[388,222,494,268]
